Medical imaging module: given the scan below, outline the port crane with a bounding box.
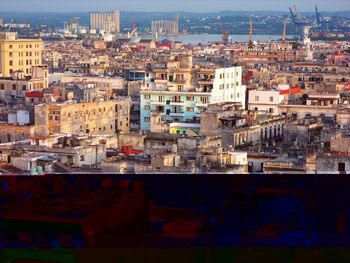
[247,16,254,49]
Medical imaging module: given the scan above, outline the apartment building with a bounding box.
[248,89,286,115]
[0,66,48,103]
[0,32,43,78]
[34,98,130,136]
[140,66,246,133]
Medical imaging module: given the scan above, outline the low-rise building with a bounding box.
[248,89,286,115]
[34,98,130,136]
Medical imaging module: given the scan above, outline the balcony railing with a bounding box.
[169,112,185,116]
[151,100,166,105]
[170,101,184,105]
[195,101,208,107]
[173,79,186,84]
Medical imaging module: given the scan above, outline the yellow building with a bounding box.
[0,32,43,78]
[34,98,131,136]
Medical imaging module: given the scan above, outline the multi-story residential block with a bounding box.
[0,66,48,103]
[248,89,286,115]
[140,66,246,134]
[34,98,130,136]
[0,32,43,78]
[140,89,208,134]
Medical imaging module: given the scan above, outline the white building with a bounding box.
[140,66,246,132]
[211,67,246,109]
[248,89,285,115]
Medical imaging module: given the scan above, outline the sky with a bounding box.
[1,0,349,12]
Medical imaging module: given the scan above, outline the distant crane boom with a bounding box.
[249,16,253,43]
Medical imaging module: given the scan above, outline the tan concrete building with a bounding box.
[34,98,131,136]
[90,10,120,33]
[0,66,48,102]
[0,32,43,78]
[0,123,35,143]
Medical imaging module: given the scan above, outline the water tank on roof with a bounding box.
[30,167,38,175]
[37,166,43,174]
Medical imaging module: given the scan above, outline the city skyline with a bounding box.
[1,0,349,12]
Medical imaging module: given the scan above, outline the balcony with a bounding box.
[169,111,185,117]
[154,79,168,84]
[170,101,184,106]
[195,101,208,107]
[198,79,213,85]
[170,122,201,129]
[173,78,187,84]
[151,100,166,105]
[185,101,196,107]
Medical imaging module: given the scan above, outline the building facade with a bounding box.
[34,98,130,136]
[248,89,285,115]
[90,10,120,33]
[0,32,43,78]
[140,66,246,133]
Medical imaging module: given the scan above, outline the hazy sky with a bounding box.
[1,0,349,12]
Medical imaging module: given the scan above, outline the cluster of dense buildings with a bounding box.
[0,25,349,175]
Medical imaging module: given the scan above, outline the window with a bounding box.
[158,96,164,102]
[144,105,150,110]
[269,96,274,102]
[236,82,239,86]
[186,96,194,101]
[144,94,150,99]
[55,116,59,121]
[200,96,208,103]
[144,117,150,122]
[68,113,71,117]
[110,125,113,129]
[269,108,274,113]
[186,107,194,112]
[9,45,13,49]
[0,84,4,90]
[120,121,122,126]
[226,83,229,89]
[338,162,345,172]
[9,52,13,57]
[12,84,16,90]
[255,96,259,102]
[80,155,85,161]
[173,96,181,102]
[9,60,13,66]
[237,93,240,98]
